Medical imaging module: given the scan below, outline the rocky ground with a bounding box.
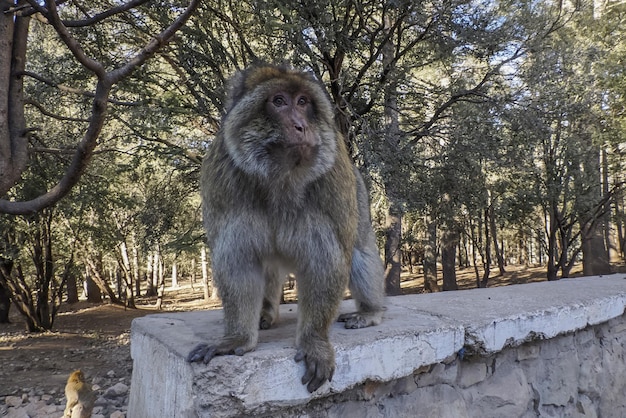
[0,264,599,418]
[0,304,147,418]
[0,285,221,418]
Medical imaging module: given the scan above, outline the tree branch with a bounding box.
[62,0,151,27]
[21,70,143,106]
[31,0,106,77]
[25,99,90,123]
[0,0,200,215]
[108,0,201,84]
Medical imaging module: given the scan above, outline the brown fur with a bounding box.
[64,370,95,418]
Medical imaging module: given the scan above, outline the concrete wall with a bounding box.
[128,275,626,417]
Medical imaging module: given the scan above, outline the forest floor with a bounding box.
[0,262,623,402]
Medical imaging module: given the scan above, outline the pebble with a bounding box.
[1,380,129,418]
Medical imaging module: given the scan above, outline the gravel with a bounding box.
[0,368,130,418]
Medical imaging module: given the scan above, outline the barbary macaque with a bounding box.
[187,64,385,393]
[63,370,95,418]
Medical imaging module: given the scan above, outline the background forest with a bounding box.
[1,0,625,332]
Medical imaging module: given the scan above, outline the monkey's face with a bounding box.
[264,89,318,168]
[222,71,338,185]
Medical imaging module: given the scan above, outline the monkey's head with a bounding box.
[68,369,86,383]
[221,64,338,185]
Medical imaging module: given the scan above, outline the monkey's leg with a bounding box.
[259,265,283,330]
[187,234,265,364]
[293,251,349,392]
[338,244,385,329]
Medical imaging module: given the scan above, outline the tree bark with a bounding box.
[441,229,458,291]
[546,207,559,281]
[65,264,79,304]
[0,282,10,323]
[488,200,506,275]
[201,246,210,301]
[171,261,178,288]
[423,217,440,292]
[0,260,12,323]
[480,208,491,288]
[580,147,611,276]
[85,255,118,303]
[0,4,29,196]
[380,10,404,296]
[132,243,141,297]
[384,202,403,295]
[616,188,625,260]
[581,222,611,276]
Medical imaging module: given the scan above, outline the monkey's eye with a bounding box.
[272,96,287,107]
[297,96,308,106]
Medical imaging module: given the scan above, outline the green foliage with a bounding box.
[3,0,626,329]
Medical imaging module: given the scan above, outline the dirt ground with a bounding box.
[0,263,616,398]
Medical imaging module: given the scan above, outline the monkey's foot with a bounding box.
[294,339,335,393]
[337,310,383,329]
[259,308,278,330]
[186,336,256,364]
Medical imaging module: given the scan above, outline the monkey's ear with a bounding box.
[225,63,293,112]
[225,69,247,112]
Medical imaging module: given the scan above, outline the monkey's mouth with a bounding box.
[287,143,317,166]
[267,142,318,168]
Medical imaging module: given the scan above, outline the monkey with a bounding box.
[63,370,96,418]
[187,64,385,393]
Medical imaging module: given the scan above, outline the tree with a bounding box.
[0,0,199,214]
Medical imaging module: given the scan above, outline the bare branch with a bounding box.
[21,70,143,106]
[62,0,151,27]
[404,46,526,150]
[25,99,90,123]
[108,0,201,84]
[0,78,112,215]
[29,0,106,77]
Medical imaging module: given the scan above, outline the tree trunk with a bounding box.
[117,241,136,308]
[488,200,505,275]
[546,208,559,281]
[0,282,10,323]
[84,273,102,303]
[381,12,403,297]
[580,147,611,276]
[384,201,402,295]
[0,259,12,323]
[441,229,458,291]
[470,219,480,287]
[581,222,611,276]
[132,244,141,297]
[65,269,79,304]
[479,208,491,288]
[423,217,440,292]
[201,246,210,301]
[616,189,625,260]
[85,256,118,303]
[601,148,615,261]
[155,252,166,310]
[171,261,178,288]
[0,5,29,197]
[145,252,157,297]
[190,258,196,290]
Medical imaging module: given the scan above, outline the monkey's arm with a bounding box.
[188,212,270,364]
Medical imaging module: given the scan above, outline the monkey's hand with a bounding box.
[337,310,383,329]
[294,338,335,393]
[186,336,255,363]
